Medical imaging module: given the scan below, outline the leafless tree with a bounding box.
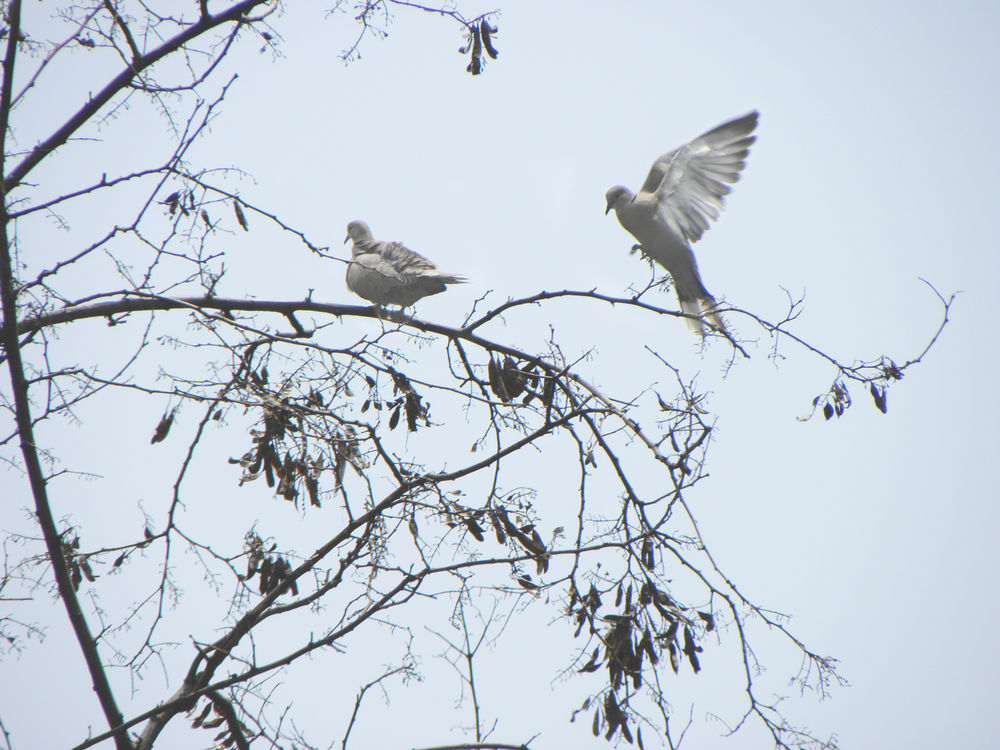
[0,2,951,749]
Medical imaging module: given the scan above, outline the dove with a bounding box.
[344,221,466,307]
[605,111,758,334]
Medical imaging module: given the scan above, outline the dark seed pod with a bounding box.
[404,392,420,431]
[151,409,176,444]
[463,517,485,542]
[467,23,482,75]
[541,376,556,408]
[641,537,654,570]
[516,575,538,590]
[259,557,272,594]
[870,382,887,413]
[488,508,506,544]
[488,357,510,402]
[306,475,320,507]
[163,191,180,215]
[480,19,499,59]
[234,200,249,231]
[697,610,715,631]
[502,356,525,398]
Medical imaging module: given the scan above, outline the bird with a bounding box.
[344,221,466,308]
[605,111,759,335]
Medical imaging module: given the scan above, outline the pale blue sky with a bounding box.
[2,1,998,749]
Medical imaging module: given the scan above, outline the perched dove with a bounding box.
[344,220,466,307]
[605,111,758,334]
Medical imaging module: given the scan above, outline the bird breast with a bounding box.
[615,193,669,246]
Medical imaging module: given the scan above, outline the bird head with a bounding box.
[345,220,373,244]
[604,186,631,215]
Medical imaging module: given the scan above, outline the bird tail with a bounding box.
[680,296,727,336]
[437,273,467,285]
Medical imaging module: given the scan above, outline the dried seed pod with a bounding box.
[697,610,715,631]
[480,19,499,59]
[233,200,249,230]
[516,575,538,590]
[641,537,654,570]
[191,701,212,727]
[665,618,679,642]
[404,392,420,431]
[463,517,485,542]
[488,507,506,544]
[541,375,556,408]
[466,23,482,75]
[578,647,601,673]
[306,474,320,507]
[502,356,526,398]
[528,526,546,553]
[535,553,548,575]
[150,408,176,444]
[641,627,658,664]
[487,356,510,402]
[163,191,180,215]
[258,557,272,594]
[870,382,887,413]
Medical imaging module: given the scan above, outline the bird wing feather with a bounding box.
[641,111,758,245]
[375,241,442,278]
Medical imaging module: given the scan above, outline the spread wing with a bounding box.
[640,111,758,245]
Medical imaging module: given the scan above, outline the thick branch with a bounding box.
[0,3,130,749]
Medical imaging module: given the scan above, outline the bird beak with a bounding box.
[604,202,612,215]
[344,234,350,244]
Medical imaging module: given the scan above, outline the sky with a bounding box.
[2,1,999,749]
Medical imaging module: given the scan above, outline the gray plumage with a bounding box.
[605,111,758,334]
[344,221,466,307]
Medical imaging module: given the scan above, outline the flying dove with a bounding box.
[344,221,466,307]
[605,111,759,334]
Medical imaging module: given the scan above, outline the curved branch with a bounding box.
[3,0,269,193]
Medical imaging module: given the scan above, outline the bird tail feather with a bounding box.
[680,297,727,336]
